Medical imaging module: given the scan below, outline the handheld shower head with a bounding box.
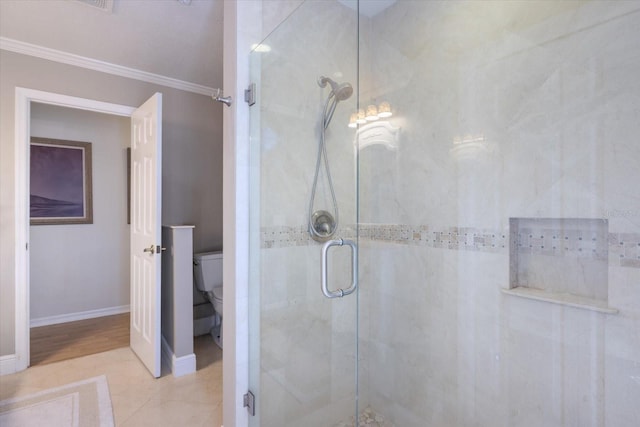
[318,76,353,101]
[309,76,353,242]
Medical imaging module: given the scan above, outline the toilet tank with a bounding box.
[194,251,223,292]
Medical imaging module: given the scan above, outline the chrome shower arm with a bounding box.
[212,88,232,107]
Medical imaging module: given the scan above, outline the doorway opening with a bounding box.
[28,102,132,366]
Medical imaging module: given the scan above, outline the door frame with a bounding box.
[13,87,135,372]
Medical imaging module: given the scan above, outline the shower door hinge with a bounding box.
[244,83,256,106]
[243,390,256,416]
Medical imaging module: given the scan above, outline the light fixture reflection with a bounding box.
[348,113,358,128]
[377,101,392,118]
[365,105,379,121]
[347,102,394,128]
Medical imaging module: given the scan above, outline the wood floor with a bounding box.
[30,313,130,366]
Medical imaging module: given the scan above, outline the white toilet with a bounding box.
[193,251,223,349]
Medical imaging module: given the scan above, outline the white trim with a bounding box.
[172,353,197,377]
[14,89,30,373]
[0,355,17,376]
[1,37,217,97]
[16,88,135,117]
[223,2,253,426]
[30,305,131,328]
[161,335,196,377]
[14,87,137,373]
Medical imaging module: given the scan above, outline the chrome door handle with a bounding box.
[321,238,358,298]
[143,244,155,254]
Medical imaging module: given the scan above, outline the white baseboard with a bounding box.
[30,305,130,328]
[161,335,196,378]
[0,354,17,376]
[172,353,196,377]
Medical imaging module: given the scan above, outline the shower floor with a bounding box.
[334,407,394,427]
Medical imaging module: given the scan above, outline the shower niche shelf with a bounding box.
[504,217,618,314]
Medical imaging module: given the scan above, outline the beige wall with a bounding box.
[0,50,223,356]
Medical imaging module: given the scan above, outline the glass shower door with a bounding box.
[248,0,640,426]
[247,2,360,426]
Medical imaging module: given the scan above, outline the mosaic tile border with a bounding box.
[260,224,356,249]
[260,224,640,268]
[510,218,609,261]
[609,233,640,268]
[358,223,507,253]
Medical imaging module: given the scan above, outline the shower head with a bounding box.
[318,76,353,101]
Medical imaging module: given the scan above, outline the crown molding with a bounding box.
[0,37,216,96]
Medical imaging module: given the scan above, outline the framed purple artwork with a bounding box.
[30,137,93,225]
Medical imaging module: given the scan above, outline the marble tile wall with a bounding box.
[357,1,640,426]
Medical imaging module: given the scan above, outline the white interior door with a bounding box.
[130,93,162,378]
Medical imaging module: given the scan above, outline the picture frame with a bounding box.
[30,137,93,225]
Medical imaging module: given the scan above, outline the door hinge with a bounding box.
[244,83,256,106]
[243,390,255,416]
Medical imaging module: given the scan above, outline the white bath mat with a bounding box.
[0,375,114,427]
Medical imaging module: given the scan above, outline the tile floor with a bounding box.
[0,335,222,426]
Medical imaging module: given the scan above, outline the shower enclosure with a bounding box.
[248,1,640,426]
